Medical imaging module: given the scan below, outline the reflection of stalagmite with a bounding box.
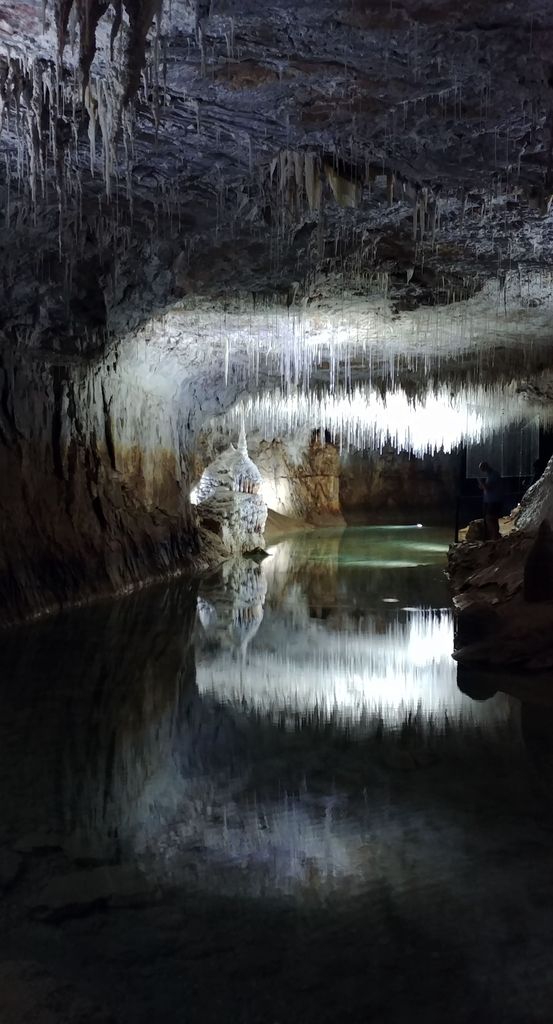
[197,558,267,659]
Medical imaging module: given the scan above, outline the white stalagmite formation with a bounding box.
[195,429,263,502]
[194,430,267,555]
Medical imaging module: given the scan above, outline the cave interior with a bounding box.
[2,1,553,1022]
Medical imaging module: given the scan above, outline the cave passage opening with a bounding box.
[190,351,549,534]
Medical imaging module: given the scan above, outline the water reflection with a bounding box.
[0,584,199,855]
[197,528,507,730]
[0,527,542,907]
[3,530,553,1021]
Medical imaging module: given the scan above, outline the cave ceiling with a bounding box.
[1,0,553,363]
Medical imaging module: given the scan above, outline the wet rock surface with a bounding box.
[449,460,553,669]
[0,349,206,627]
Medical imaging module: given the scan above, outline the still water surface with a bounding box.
[1,526,553,1023]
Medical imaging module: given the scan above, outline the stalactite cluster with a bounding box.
[52,0,161,104]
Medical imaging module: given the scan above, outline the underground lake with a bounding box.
[1,526,553,1023]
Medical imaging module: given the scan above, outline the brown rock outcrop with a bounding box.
[252,435,344,525]
[340,448,459,523]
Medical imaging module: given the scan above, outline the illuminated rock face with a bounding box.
[196,491,267,555]
[253,436,343,524]
[516,459,553,533]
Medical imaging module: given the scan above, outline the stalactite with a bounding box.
[77,0,109,99]
[304,152,321,212]
[122,0,162,106]
[220,380,548,460]
[50,0,160,107]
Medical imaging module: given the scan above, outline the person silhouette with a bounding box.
[478,461,502,540]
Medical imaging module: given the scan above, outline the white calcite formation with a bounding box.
[195,428,263,500]
[194,430,267,555]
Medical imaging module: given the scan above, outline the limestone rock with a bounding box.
[454,604,500,649]
[195,429,262,502]
[194,431,267,554]
[340,447,458,522]
[453,601,553,672]
[251,436,344,524]
[464,519,486,542]
[0,349,202,628]
[450,469,553,667]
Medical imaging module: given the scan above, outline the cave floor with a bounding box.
[1,526,553,1023]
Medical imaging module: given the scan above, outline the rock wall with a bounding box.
[0,345,201,627]
[340,448,460,523]
[515,456,553,532]
[242,435,344,525]
[449,457,553,672]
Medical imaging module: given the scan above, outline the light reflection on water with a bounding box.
[157,526,517,899]
[4,527,553,1023]
[195,527,508,730]
[0,528,528,907]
